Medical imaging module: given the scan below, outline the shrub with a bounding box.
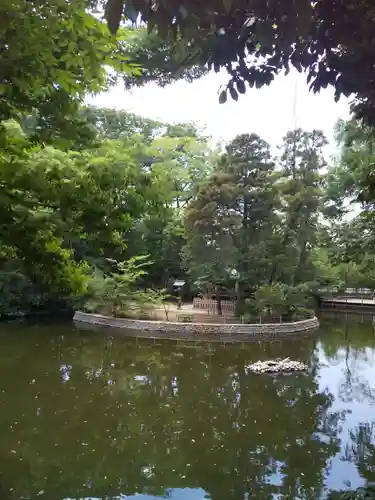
[244,283,314,321]
[83,255,170,319]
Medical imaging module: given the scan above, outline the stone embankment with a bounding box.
[73,311,319,343]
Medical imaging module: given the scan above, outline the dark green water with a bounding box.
[0,314,374,500]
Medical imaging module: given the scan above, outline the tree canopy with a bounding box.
[0,1,206,147]
[3,100,373,318]
[103,0,375,122]
[5,0,375,124]
[0,104,219,315]
[2,0,375,315]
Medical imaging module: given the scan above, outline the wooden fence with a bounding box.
[192,298,235,316]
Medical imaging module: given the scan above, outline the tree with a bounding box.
[309,247,341,289]
[120,27,208,89]
[0,119,155,312]
[271,129,327,287]
[0,0,140,146]
[322,118,375,286]
[183,129,329,315]
[123,128,215,288]
[184,133,279,313]
[0,121,92,304]
[85,255,157,316]
[326,119,375,215]
[103,0,375,122]
[320,220,375,289]
[80,106,164,142]
[1,0,208,146]
[0,92,217,314]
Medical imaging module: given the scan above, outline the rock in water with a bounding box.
[246,358,308,374]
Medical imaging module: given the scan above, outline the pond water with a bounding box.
[0,314,374,500]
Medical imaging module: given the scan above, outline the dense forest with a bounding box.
[1,103,375,319]
[2,0,375,321]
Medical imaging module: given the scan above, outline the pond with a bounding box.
[0,313,374,499]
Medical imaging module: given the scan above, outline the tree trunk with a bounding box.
[268,201,303,285]
[216,287,222,316]
[292,237,308,286]
[235,282,245,316]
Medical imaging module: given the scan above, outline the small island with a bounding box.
[74,255,319,342]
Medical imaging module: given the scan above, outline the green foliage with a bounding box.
[252,284,285,316]
[0,123,95,304]
[246,283,312,319]
[325,119,375,218]
[120,27,208,88]
[0,269,41,316]
[329,487,375,500]
[271,129,326,286]
[80,106,164,142]
[321,118,375,288]
[7,0,369,320]
[184,133,278,303]
[184,130,326,314]
[85,256,148,315]
[0,101,217,316]
[0,0,140,147]
[103,0,375,122]
[85,256,171,318]
[310,248,341,289]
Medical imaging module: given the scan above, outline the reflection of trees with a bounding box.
[344,423,375,486]
[320,315,375,496]
[319,316,375,405]
[0,323,346,499]
[328,423,375,499]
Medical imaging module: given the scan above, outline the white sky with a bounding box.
[90,68,350,152]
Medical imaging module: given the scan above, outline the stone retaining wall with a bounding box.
[73,311,319,343]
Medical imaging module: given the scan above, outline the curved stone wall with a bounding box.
[73,311,320,343]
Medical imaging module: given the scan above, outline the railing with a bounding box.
[318,287,374,297]
[193,291,375,317]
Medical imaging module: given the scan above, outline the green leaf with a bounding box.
[219,90,227,104]
[236,80,246,94]
[229,86,238,101]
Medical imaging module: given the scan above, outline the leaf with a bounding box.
[236,80,246,94]
[219,90,227,104]
[255,77,263,89]
[106,0,124,35]
[229,87,238,101]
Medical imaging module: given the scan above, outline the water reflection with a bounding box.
[319,314,375,495]
[0,315,373,499]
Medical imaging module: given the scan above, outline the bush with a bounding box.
[244,283,314,321]
[83,255,170,319]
